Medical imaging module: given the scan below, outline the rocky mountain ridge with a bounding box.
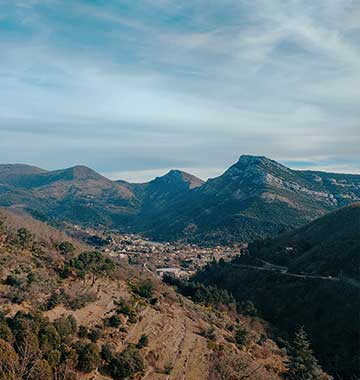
[1,155,359,244]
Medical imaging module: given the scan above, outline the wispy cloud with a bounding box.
[0,0,359,179]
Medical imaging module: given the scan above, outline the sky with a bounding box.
[0,0,359,182]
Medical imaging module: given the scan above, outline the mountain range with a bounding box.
[1,155,359,244]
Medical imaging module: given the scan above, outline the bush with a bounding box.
[163,361,173,374]
[234,326,248,348]
[131,280,154,299]
[29,359,52,380]
[200,326,216,341]
[66,291,97,310]
[54,315,77,337]
[106,345,145,380]
[88,328,102,342]
[4,275,21,287]
[58,241,75,255]
[45,291,61,311]
[75,342,100,373]
[0,338,19,379]
[101,343,114,363]
[108,315,121,328]
[39,324,61,354]
[78,325,88,338]
[136,334,148,349]
[0,322,13,343]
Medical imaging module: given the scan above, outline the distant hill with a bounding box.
[138,155,360,244]
[193,204,360,378]
[1,156,359,244]
[0,164,139,226]
[249,202,360,278]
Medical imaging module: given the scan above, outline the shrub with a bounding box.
[46,349,61,368]
[17,228,32,249]
[29,359,52,380]
[78,325,88,338]
[0,322,13,343]
[66,291,97,310]
[39,324,61,354]
[136,334,148,349]
[45,291,61,311]
[75,342,100,373]
[106,345,145,380]
[4,275,21,287]
[108,315,121,328]
[101,343,114,363]
[200,326,216,341]
[58,241,75,256]
[54,315,77,338]
[163,361,173,374]
[0,338,19,379]
[88,328,102,343]
[234,326,248,348]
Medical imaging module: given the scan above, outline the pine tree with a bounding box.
[286,327,327,380]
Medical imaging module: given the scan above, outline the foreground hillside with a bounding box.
[0,210,292,380]
[193,204,360,379]
[1,156,360,244]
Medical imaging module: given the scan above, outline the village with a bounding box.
[103,233,247,279]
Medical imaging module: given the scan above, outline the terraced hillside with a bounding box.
[0,209,293,380]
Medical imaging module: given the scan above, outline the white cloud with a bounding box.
[0,0,359,175]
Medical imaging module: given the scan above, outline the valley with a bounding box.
[0,160,358,380]
[1,155,360,245]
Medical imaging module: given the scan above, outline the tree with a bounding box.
[234,325,248,348]
[286,327,325,380]
[0,338,19,380]
[54,315,77,338]
[70,251,114,285]
[17,228,32,249]
[28,359,52,380]
[136,334,148,349]
[75,342,100,373]
[58,241,75,256]
[107,345,145,380]
[39,324,61,355]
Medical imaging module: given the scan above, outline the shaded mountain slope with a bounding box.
[249,202,360,277]
[1,156,359,244]
[193,204,360,378]
[137,156,360,244]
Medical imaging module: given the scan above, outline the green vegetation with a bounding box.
[69,251,115,285]
[102,344,145,380]
[234,326,248,348]
[192,205,360,380]
[58,241,75,256]
[163,275,235,309]
[75,341,100,373]
[286,327,325,380]
[136,334,148,349]
[130,279,154,299]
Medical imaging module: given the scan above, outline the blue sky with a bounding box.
[0,0,359,181]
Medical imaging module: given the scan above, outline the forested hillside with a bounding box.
[193,204,360,379]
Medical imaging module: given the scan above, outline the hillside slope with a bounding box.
[138,156,360,244]
[193,204,360,378]
[1,156,359,244]
[0,164,139,227]
[0,211,289,380]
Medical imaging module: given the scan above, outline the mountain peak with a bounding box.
[160,169,204,189]
[59,165,105,181]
